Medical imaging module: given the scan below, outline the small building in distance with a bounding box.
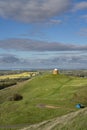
[53,68,59,75]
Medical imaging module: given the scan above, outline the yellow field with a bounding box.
[0,72,39,80]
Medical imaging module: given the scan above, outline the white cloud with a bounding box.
[0,0,71,23]
[78,28,87,37]
[80,14,87,22]
[73,2,87,11]
[48,19,62,24]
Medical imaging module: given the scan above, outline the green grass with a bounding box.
[22,107,87,130]
[0,73,87,127]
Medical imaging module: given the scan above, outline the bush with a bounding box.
[0,81,17,90]
[9,93,23,101]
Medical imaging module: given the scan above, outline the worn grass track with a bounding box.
[21,107,87,130]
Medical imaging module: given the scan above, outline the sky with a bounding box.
[0,0,87,70]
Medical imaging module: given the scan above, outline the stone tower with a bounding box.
[53,69,59,75]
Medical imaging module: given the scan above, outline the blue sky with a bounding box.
[0,0,87,70]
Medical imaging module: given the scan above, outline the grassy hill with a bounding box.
[0,73,87,129]
[21,107,87,130]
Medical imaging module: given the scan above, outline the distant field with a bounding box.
[0,71,39,90]
[0,72,39,80]
[0,72,87,129]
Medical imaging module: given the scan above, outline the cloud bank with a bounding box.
[0,0,71,23]
[0,51,87,69]
[0,38,87,51]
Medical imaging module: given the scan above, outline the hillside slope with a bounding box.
[21,107,87,130]
[0,74,87,126]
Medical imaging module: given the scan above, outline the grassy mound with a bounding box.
[0,74,87,126]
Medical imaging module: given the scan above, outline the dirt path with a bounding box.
[21,107,87,130]
[37,104,60,109]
